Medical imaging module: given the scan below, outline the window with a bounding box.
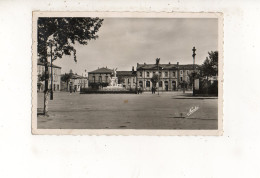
[180,77,183,81]
[159,81,162,87]
[172,72,175,77]
[128,78,130,84]
[139,81,143,88]
[139,72,142,77]
[146,81,150,88]
[180,70,183,75]
[99,76,102,83]
[93,76,95,83]
[165,72,168,77]
[146,72,149,77]
[105,76,108,82]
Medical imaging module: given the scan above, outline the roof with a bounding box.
[70,74,88,79]
[137,63,200,70]
[37,62,61,69]
[88,67,113,74]
[179,64,200,70]
[117,71,136,77]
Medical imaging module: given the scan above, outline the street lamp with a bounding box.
[192,46,196,96]
[156,58,160,95]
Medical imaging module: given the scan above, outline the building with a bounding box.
[136,60,200,91]
[88,67,113,89]
[117,67,137,90]
[68,74,88,92]
[37,62,61,92]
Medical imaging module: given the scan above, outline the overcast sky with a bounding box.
[53,18,218,75]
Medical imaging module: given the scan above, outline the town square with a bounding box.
[37,92,217,129]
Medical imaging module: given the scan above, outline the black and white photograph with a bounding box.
[32,12,223,135]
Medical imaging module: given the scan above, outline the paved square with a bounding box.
[37,92,218,129]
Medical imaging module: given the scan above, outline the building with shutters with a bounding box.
[136,60,200,91]
[88,67,113,89]
[117,67,137,90]
[37,62,61,92]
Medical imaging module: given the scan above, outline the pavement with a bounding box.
[37,91,218,130]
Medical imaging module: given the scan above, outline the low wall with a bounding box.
[80,88,136,94]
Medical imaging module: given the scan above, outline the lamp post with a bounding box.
[50,42,53,100]
[192,46,196,96]
[183,66,185,94]
[156,58,160,95]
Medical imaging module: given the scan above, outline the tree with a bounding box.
[201,51,218,79]
[38,72,47,82]
[61,72,73,91]
[151,74,159,87]
[117,75,125,84]
[200,51,218,94]
[38,17,103,115]
[187,70,200,87]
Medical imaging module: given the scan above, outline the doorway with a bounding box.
[165,81,168,91]
[172,81,176,91]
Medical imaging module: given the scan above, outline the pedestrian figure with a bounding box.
[152,86,155,94]
[138,86,141,94]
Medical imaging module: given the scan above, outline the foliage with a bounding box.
[38,17,104,63]
[38,72,47,82]
[187,70,200,86]
[197,80,218,96]
[201,51,218,79]
[117,75,125,84]
[61,73,73,83]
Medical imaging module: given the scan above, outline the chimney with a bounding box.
[177,62,179,66]
[132,66,134,72]
[144,62,146,65]
[169,62,171,64]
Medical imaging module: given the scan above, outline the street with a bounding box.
[37,92,218,129]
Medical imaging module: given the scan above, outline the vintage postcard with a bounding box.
[32,11,223,135]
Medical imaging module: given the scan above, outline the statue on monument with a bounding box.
[113,68,117,77]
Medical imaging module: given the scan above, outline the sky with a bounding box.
[52,18,218,75]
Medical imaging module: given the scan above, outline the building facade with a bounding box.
[68,74,88,92]
[117,67,137,90]
[136,60,200,91]
[37,62,61,92]
[88,67,113,89]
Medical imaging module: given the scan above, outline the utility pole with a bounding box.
[192,46,196,96]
